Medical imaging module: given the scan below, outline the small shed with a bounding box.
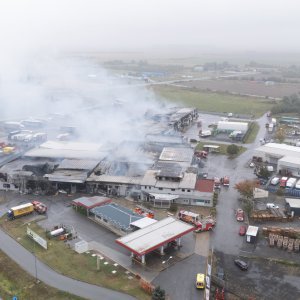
[72,196,112,216]
[246,226,259,243]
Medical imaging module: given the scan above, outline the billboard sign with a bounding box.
[27,227,47,250]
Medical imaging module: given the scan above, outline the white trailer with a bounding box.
[217,121,248,133]
[295,179,300,190]
[268,123,274,133]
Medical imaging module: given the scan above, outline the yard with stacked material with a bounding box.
[0,250,84,300]
[152,85,275,118]
[0,217,150,300]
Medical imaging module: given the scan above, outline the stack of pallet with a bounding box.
[277,235,283,248]
[283,237,289,249]
[288,239,294,252]
[268,233,300,252]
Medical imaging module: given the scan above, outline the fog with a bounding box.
[0,0,299,145]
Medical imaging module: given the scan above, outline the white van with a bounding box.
[270,177,280,185]
[286,177,297,189]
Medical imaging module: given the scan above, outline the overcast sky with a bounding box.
[0,0,300,55]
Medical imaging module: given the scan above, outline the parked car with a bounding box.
[236,208,244,222]
[266,203,279,209]
[239,225,247,236]
[270,177,280,185]
[259,178,268,185]
[234,259,248,270]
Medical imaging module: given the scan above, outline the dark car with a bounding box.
[234,259,248,270]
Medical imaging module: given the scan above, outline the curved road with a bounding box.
[0,229,135,300]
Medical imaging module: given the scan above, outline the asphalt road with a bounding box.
[152,254,206,300]
[0,229,135,300]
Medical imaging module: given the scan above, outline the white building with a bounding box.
[255,143,300,175]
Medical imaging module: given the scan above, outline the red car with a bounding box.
[239,225,247,236]
[236,208,244,222]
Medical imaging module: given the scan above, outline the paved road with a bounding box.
[0,229,135,300]
[152,254,206,300]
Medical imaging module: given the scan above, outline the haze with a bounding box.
[0,0,300,56]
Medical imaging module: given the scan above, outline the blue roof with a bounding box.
[90,203,143,230]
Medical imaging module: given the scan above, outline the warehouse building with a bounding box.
[255,143,300,175]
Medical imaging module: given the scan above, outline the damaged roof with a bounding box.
[58,159,99,171]
[159,147,194,163]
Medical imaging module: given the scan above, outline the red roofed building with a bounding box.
[195,179,215,193]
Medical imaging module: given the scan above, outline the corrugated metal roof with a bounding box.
[116,217,194,255]
[179,173,197,189]
[91,203,142,230]
[44,170,88,183]
[58,159,99,170]
[278,156,300,167]
[87,174,142,185]
[72,196,112,209]
[159,147,194,163]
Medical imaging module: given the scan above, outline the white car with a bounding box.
[270,177,280,185]
[266,203,279,209]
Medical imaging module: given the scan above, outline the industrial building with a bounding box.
[217,121,249,133]
[254,143,300,175]
[168,108,198,131]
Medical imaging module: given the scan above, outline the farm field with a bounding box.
[152,85,274,118]
[181,79,300,98]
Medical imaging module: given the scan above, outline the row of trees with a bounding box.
[271,94,300,114]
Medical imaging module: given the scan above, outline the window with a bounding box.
[3,183,10,188]
[144,186,147,189]
[182,189,185,192]
[149,187,151,190]
[159,188,163,191]
[187,189,191,192]
[171,188,175,191]
[204,200,210,204]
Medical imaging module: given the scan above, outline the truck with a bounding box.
[214,177,221,189]
[221,176,230,187]
[178,210,215,232]
[7,203,34,220]
[286,177,297,189]
[31,201,47,214]
[280,177,288,188]
[194,150,208,159]
[199,130,212,138]
[268,123,274,133]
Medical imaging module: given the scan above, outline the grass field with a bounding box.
[243,122,260,144]
[0,250,84,300]
[152,85,274,118]
[0,218,150,300]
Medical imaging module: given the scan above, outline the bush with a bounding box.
[152,286,166,300]
[227,144,239,156]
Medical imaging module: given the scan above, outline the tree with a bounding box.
[274,127,286,143]
[257,167,271,179]
[152,286,166,300]
[227,144,239,156]
[234,180,258,200]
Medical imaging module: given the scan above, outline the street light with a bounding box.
[162,256,173,270]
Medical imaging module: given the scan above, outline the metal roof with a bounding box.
[87,174,142,185]
[149,193,179,201]
[130,217,158,229]
[286,198,300,209]
[72,196,112,209]
[159,147,194,163]
[58,159,99,170]
[44,170,88,183]
[145,134,184,144]
[278,156,300,168]
[155,162,183,178]
[246,226,259,237]
[25,141,108,160]
[255,143,300,159]
[90,203,143,231]
[116,217,194,255]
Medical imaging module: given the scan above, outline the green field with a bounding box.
[152,85,274,118]
[0,218,150,300]
[0,250,84,300]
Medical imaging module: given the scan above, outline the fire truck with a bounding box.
[134,205,155,219]
[31,201,47,214]
[178,210,215,232]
